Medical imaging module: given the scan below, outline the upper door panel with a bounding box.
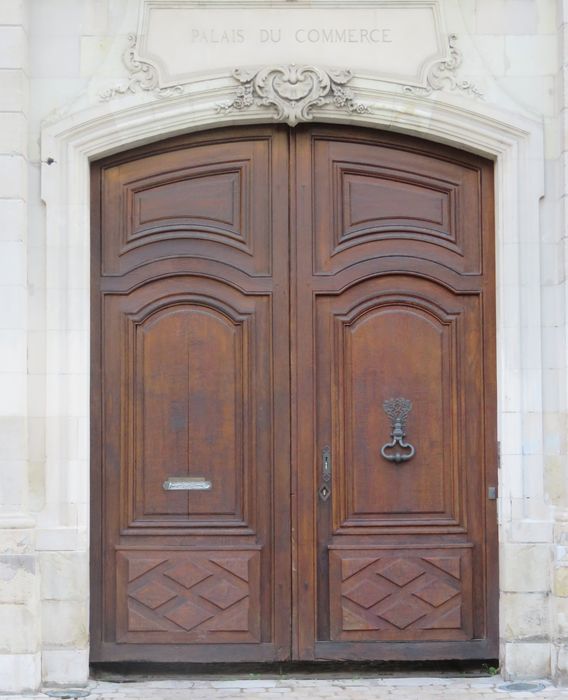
[311,137,483,276]
[100,138,272,276]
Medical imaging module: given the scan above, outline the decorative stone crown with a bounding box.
[216,64,370,126]
[99,33,482,119]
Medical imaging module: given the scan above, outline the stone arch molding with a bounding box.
[40,76,545,674]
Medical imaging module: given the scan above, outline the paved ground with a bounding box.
[11,676,568,700]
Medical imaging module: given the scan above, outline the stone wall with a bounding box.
[0,0,566,692]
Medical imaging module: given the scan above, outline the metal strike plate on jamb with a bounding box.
[163,477,212,491]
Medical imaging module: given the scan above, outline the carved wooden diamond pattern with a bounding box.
[164,560,211,589]
[199,579,247,609]
[123,551,257,639]
[413,575,460,608]
[338,553,463,634]
[165,600,214,631]
[343,577,393,609]
[379,558,425,587]
[378,596,431,628]
[130,580,177,610]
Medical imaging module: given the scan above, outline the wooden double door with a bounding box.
[91,125,498,663]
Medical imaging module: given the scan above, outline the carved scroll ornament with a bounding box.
[216,65,370,126]
[403,34,482,98]
[100,34,184,101]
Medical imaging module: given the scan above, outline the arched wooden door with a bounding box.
[90,125,498,663]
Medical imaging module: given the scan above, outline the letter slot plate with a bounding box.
[162,476,212,491]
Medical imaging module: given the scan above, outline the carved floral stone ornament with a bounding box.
[403,34,483,97]
[216,65,370,126]
[99,34,185,101]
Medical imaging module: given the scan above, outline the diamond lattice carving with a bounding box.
[210,557,250,582]
[343,578,392,609]
[199,579,247,610]
[379,558,425,586]
[121,550,260,642]
[165,600,214,631]
[164,560,211,589]
[378,596,431,628]
[332,550,467,640]
[414,576,459,607]
[130,580,176,610]
[128,557,164,582]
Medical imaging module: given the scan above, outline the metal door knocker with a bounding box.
[380,397,416,464]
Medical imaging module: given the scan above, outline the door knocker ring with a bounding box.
[380,397,416,464]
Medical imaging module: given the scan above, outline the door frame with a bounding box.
[40,83,546,680]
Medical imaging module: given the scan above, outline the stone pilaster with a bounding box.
[0,0,41,693]
[552,0,568,686]
[552,512,568,684]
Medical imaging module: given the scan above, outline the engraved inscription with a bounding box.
[187,27,393,45]
[137,4,441,84]
[100,3,447,97]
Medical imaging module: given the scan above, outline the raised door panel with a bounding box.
[312,137,482,276]
[135,301,243,520]
[100,138,272,276]
[131,170,243,237]
[105,278,269,532]
[329,546,473,641]
[117,549,261,643]
[318,278,482,532]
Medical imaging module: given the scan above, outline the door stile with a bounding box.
[480,164,499,651]
[269,127,294,660]
[291,127,319,659]
[289,127,300,660]
[90,159,104,661]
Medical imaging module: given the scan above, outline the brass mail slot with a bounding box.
[162,476,212,491]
